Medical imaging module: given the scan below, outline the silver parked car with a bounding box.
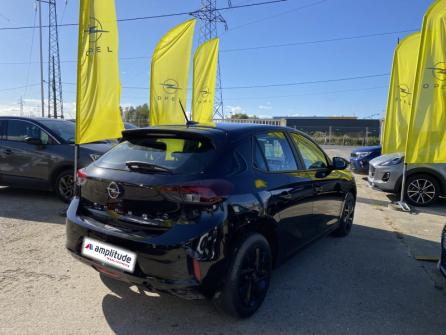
[368,153,446,206]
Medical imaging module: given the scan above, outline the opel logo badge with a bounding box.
[161,79,180,94]
[200,87,210,98]
[399,84,411,97]
[428,61,446,81]
[86,17,109,43]
[107,182,121,199]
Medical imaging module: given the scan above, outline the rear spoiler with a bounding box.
[121,128,219,147]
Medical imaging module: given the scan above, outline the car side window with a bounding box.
[290,133,328,170]
[255,132,297,172]
[0,121,5,140]
[6,120,54,145]
[254,141,268,171]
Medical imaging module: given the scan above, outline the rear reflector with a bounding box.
[192,258,201,281]
[76,168,88,186]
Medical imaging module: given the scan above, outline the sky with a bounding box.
[0,0,434,119]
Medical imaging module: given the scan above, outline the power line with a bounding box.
[23,9,38,100]
[0,84,40,93]
[59,0,68,25]
[0,0,287,31]
[0,28,418,65]
[221,29,418,53]
[221,73,390,90]
[0,12,11,22]
[226,85,388,100]
[223,85,388,100]
[225,0,329,33]
[61,72,389,91]
[109,85,389,101]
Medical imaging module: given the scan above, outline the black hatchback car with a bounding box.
[66,123,356,317]
[0,117,112,202]
[440,225,446,279]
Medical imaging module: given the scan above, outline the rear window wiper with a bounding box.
[125,161,172,174]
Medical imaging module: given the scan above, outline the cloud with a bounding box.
[0,98,76,118]
[258,102,272,110]
[225,105,246,114]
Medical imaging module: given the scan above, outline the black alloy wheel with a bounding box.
[55,169,75,203]
[405,174,439,207]
[333,192,355,237]
[215,233,272,318]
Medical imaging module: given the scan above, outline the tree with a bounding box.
[123,103,149,127]
[231,113,249,119]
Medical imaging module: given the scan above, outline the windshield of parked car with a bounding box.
[94,136,216,175]
[39,119,75,144]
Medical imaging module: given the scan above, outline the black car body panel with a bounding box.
[0,117,113,191]
[440,225,446,278]
[66,123,356,299]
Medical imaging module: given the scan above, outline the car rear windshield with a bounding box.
[94,136,216,175]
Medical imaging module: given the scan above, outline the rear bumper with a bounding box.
[65,197,226,299]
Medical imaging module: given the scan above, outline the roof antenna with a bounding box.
[179,99,198,127]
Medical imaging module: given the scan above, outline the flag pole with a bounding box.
[73,0,83,198]
[73,144,79,195]
[397,162,411,212]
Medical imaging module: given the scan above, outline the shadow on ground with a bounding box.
[0,186,65,224]
[98,224,446,335]
[385,193,446,217]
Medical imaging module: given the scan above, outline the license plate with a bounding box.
[81,237,137,273]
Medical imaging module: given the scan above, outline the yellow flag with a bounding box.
[75,0,124,144]
[149,19,196,126]
[406,0,446,163]
[382,32,421,154]
[192,38,219,124]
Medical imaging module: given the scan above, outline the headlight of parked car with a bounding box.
[379,157,403,166]
[356,152,371,159]
[89,153,101,161]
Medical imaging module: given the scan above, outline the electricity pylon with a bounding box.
[192,0,231,120]
[47,0,64,119]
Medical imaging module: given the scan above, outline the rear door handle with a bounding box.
[4,148,12,155]
[279,191,293,200]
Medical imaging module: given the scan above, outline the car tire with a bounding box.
[404,174,440,207]
[332,192,355,237]
[54,169,75,203]
[214,233,272,318]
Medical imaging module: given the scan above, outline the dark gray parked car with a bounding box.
[0,117,113,202]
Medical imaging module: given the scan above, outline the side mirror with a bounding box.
[332,157,349,170]
[24,137,43,146]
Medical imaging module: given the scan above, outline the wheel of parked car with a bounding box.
[332,192,355,237]
[214,233,272,318]
[404,174,440,207]
[54,169,75,203]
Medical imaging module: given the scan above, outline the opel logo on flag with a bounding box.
[107,182,122,199]
[86,17,109,43]
[161,79,180,94]
[399,84,411,97]
[200,87,210,98]
[428,62,446,81]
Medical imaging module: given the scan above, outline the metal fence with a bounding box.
[290,125,380,146]
[214,118,287,126]
[215,119,381,146]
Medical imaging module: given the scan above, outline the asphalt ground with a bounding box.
[0,145,445,334]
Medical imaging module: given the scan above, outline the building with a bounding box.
[275,116,381,138]
[218,116,382,145]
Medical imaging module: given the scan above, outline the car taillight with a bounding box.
[76,168,88,186]
[160,180,232,205]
